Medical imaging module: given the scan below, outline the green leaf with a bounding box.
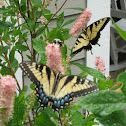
[62,18,77,27]
[69,111,85,126]
[13,45,29,51]
[0,107,7,111]
[78,71,88,78]
[26,55,33,61]
[27,18,35,31]
[9,47,16,63]
[0,20,11,30]
[98,79,115,90]
[35,109,56,126]
[30,83,35,90]
[33,38,47,64]
[117,71,126,95]
[96,111,126,126]
[82,114,99,126]
[61,28,71,40]
[0,62,13,76]
[57,11,64,27]
[11,58,18,73]
[76,90,126,116]
[112,18,126,40]
[72,63,106,81]
[0,46,10,54]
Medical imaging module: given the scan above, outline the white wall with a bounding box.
[87,0,111,78]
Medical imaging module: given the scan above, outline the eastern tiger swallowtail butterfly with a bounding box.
[72,17,111,56]
[53,39,63,47]
[19,62,99,116]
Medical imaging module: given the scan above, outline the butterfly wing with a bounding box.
[72,17,110,56]
[86,17,111,45]
[19,62,56,107]
[72,30,92,56]
[51,75,99,111]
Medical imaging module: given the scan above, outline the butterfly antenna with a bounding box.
[35,105,42,116]
[97,43,100,46]
[32,108,35,118]
[91,50,93,55]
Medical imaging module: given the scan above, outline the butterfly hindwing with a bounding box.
[72,17,111,56]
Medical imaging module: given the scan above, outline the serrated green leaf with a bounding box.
[76,90,126,116]
[96,111,126,126]
[62,18,77,27]
[112,18,126,40]
[72,63,106,81]
[33,38,47,64]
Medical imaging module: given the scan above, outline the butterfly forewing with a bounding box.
[19,62,56,96]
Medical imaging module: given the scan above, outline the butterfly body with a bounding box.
[19,62,99,112]
[72,17,111,56]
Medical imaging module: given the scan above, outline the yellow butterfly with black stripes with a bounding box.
[72,17,111,55]
[19,62,99,118]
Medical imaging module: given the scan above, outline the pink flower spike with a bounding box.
[95,56,106,75]
[46,42,65,74]
[0,75,16,124]
[69,8,92,37]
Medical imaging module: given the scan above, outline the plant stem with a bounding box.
[0,38,21,93]
[17,12,25,91]
[36,0,68,36]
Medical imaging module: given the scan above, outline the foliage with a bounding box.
[0,0,126,126]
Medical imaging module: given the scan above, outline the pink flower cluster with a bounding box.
[69,8,92,37]
[0,75,16,124]
[42,0,52,9]
[41,16,48,23]
[0,0,7,8]
[95,56,106,75]
[46,43,65,74]
[41,0,52,23]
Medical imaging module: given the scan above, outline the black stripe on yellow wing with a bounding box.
[72,17,111,56]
